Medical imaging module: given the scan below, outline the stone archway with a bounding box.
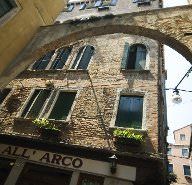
[1,5,192,87]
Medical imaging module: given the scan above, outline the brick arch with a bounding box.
[1,5,192,87]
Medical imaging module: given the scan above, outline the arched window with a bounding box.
[32,50,55,70]
[50,47,72,70]
[71,45,95,70]
[121,43,147,70]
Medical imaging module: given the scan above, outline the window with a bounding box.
[21,89,51,119]
[49,91,76,120]
[77,173,104,185]
[183,165,191,176]
[71,45,95,70]
[167,148,172,155]
[168,164,173,173]
[137,0,151,6]
[182,149,189,157]
[0,0,16,18]
[32,51,55,70]
[50,47,72,70]
[110,0,118,6]
[67,4,74,12]
[115,96,143,129]
[94,0,102,7]
[0,88,11,105]
[180,134,186,141]
[79,3,86,10]
[121,43,147,70]
[20,89,76,121]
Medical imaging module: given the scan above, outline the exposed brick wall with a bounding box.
[0,33,163,156]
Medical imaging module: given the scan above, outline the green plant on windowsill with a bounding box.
[113,129,144,146]
[33,118,60,131]
[33,118,61,140]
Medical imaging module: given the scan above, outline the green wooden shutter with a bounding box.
[121,42,130,70]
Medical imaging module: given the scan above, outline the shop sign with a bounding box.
[0,144,83,169]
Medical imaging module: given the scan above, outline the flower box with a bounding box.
[39,128,61,141]
[114,136,142,147]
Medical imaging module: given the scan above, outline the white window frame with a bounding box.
[46,89,79,122]
[183,165,191,176]
[17,88,54,119]
[69,45,94,70]
[180,134,186,141]
[181,148,189,157]
[168,163,173,173]
[0,0,21,26]
[110,88,147,130]
[167,148,172,155]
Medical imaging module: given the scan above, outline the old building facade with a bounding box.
[0,0,168,185]
[168,124,192,185]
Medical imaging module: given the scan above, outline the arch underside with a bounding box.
[1,5,192,87]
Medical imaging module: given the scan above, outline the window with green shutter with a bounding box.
[121,43,147,70]
[48,91,76,120]
[0,0,16,18]
[115,95,143,129]
[71,45,95,70]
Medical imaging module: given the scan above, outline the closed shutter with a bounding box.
[135,45,147,70]
[121,42,130,69]
[0,0,13,17]
[77,45,95,69]
[51,47,72,69]
[49,92,76,120]
[115,96,143,129]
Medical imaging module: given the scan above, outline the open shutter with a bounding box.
[77,45,94,69]
[121,42,130,70]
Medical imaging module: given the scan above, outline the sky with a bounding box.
[163,0,191,143]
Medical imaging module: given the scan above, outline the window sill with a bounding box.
[121,69,150,73]
[109,126,147,134]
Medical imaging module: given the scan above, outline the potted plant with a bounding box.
[113,129,144,146]
[33,118,61,140]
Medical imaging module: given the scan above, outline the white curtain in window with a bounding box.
[135,45,147,70]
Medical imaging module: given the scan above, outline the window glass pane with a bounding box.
[0,89,11,104]
[32,51,54,70]
[77,45,95,69]
[167,148,172,155]
[0,0,14,17]
[180,134,186,141]
[183,165,191,176]
[110,0,118,6]
[95,0,102,7]
[127,45,137,69]
[79,3,86,10]
[168,164,173,173]
[115,96,143,129]
[22,89,51,118]
[182,149,189,157]
[67,4,74,12]
[49,92,76,120]
[51,47,72,69]
[135,45,147,70]
[71,46,85,69]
